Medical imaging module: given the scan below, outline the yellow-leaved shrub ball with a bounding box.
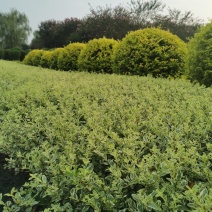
[78,37,118,74]
[113,28,188,78]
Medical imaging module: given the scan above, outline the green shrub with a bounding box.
[20,50,27,61]
[40,51,52,68]
[57,43,85,71]
[78,37,118,73]
[23,49,46,66]
[9,47,22,51]
[0,61,211,211]
[10,50,21,61]
[3,49,21,61]
[22,51,33,65]
[3,50,10,60]
[48,48,63,70]
[0,49,4,59]
[113,28,188,77]
[186,20,212,87]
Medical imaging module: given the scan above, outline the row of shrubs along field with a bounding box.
[0,60,211,211]
[23,28,187,78]
[0,48,29,62]
[23,21,212,87]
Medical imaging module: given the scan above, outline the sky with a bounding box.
[1,0,212,43]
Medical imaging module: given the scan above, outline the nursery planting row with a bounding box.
[23,28,188,79]
[0,60,211,211]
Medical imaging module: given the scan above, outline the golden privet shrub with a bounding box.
[186,20,212,87]
[57,43,85,71]
[78,37,118,74]
[23,50,46,67]
[48,48,63,70]
[113,28,188,78]
[40,51,53,68]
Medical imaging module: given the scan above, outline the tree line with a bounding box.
[0,0,203,50]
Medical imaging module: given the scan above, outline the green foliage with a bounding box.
[113,28,188,77]
[78,37,118,73]
[186,20,212,87]
[57,43,85,71]
[0,49,4,59]
[0,9,31,49]
[30,1,202,49]
[0,48,27,61]
[78,5,136,42]
[23,49,46,66]
[31,18,83,49]
[40,51,52,69]
[0,60,211,211]
[3,49,21,61]
[20,50,27,61]
[48,48,63,70]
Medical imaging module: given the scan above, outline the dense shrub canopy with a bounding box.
[3,49,21,61]
[78,37,118,73]
[40,51,52,68]
[186,20,212,87]
[48,48,63,70]
[0,49,4,59]
[113,28,188,78]
[23,49,46,66]
[57,43,85,71]
[0,60,211,211]
[0,48,28,61]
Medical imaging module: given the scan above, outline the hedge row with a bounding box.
[23,28,188,78]
[23,25,212,86]
[0,48,29,61]
[0,60,211,211]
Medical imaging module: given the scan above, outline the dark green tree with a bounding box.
[30,18,82,49]
[73,5,137,42]
[30,0,203,49]
[153,8,202,42]
[127,0,202,41]
[78,1,202,42]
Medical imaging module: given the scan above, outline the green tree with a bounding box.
[0,9,31,48]
[153,8,202,42]
[30,31,44,49]
[30,18,82,49]
[78,0,202,43]
[77,4,137,42]
[0,13,7,48]
[128,0,202,42]
[127,0,165,25]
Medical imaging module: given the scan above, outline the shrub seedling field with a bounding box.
[0,60,211,211]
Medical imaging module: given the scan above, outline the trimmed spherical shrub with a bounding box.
[186,20,212,87]
[40,51,52,68]
[113,28,187,78]
[78,37,118,74]
[48,48,63,70]
[23,50,46,66]
[57,43,85,71]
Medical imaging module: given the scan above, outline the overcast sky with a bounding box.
[1,0,212,42]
